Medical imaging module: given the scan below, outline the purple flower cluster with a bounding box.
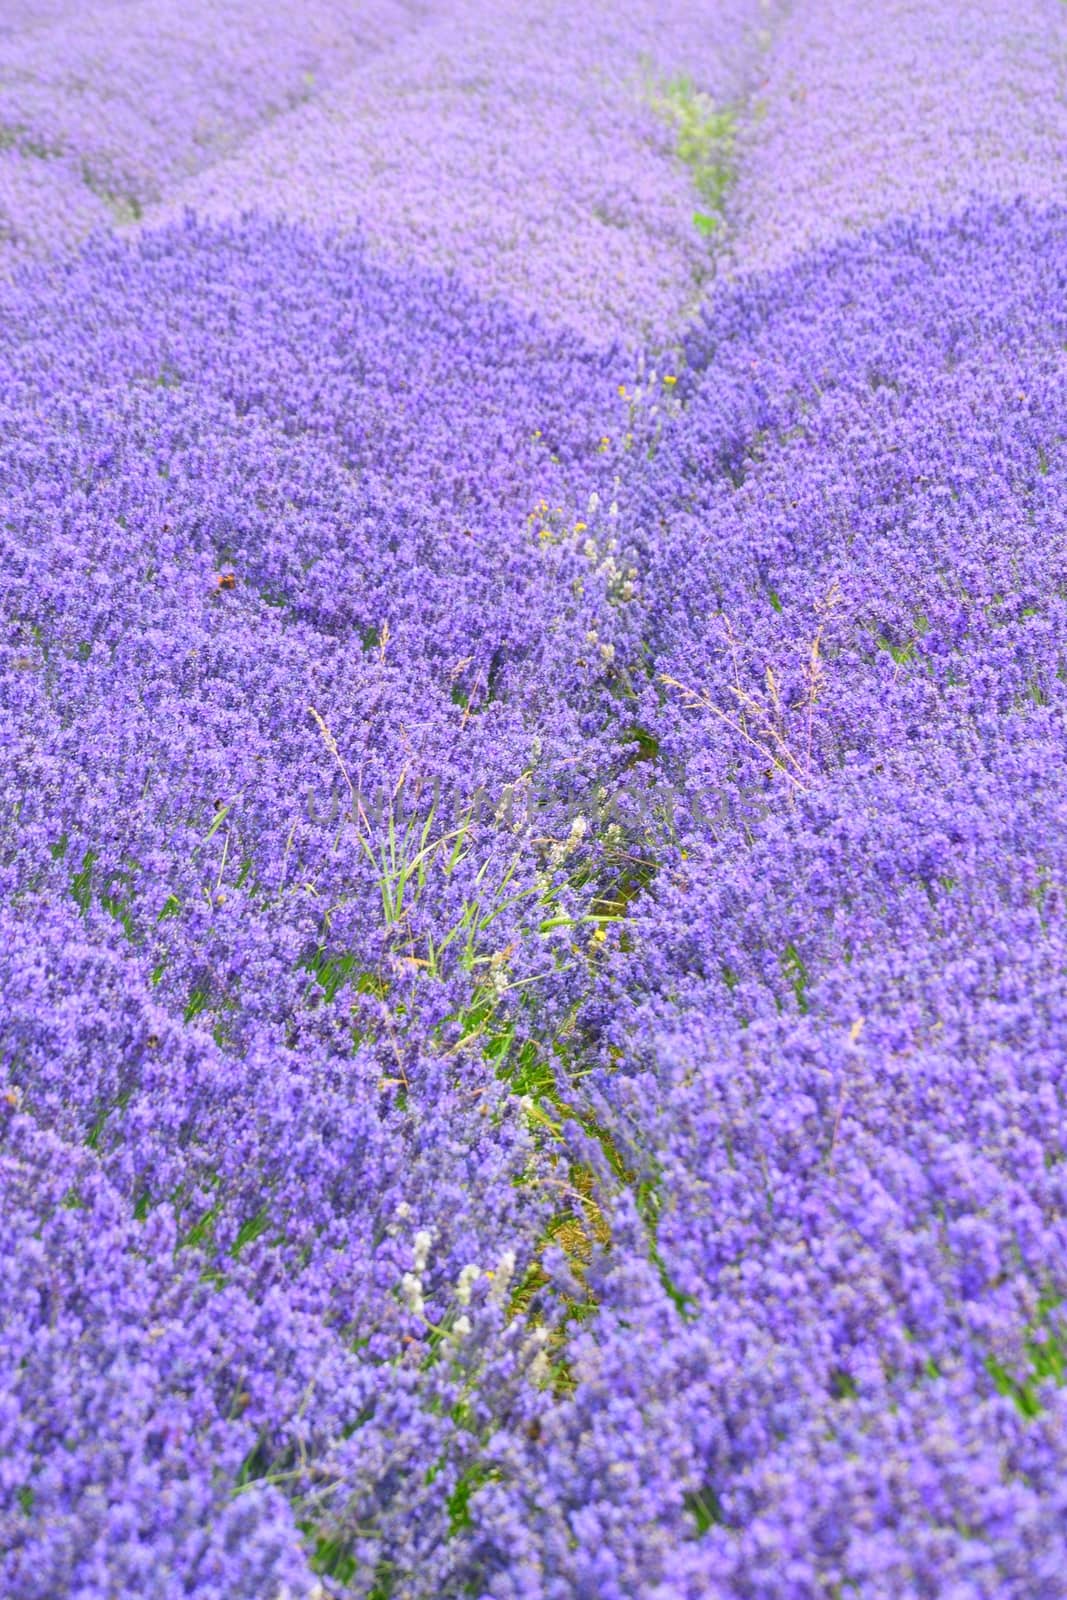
[2,1,1066,1595]
[0,0,432,269]
[725,0,1067,272]
[0,0,117,39]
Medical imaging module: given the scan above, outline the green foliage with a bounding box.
[302,946,359,1004]
[446,1462,497,1536]
[179,1200,220,1252]
[231,1208,270,1258]
[620,723,661,764]
[100,888,135,941]
[877,632,917,667]
[71,848,96,913]
[781,941,809,1013]
[183,984,210,1023]
[684,1482,724,1535]
[649,74,736,231]
[308,1531,358,1585]
[986,1292,1067,1418]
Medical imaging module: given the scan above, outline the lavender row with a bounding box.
[724,0,1067,273]
[490,201,1067,1596]
[149,0,778,347]
[0,0,436,270]
[0,216,644,1596]
[7,195,1066,1596]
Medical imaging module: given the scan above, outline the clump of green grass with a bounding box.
[986,1291,1067,1419]
[649,73,737,235]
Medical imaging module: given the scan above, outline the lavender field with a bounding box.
[2,2,1066,1595]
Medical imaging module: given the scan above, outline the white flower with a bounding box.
[547,811,588,869]
[521,1325,550,1359]
[452,1315,472,1340]
[456,1264,481,1306]
[489,1249,517,1303]
[528,1350,552,1387]
[413,1229,433,1273]
[401,1273,424,1317]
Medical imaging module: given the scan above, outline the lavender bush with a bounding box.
[1,0,1066,1595]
